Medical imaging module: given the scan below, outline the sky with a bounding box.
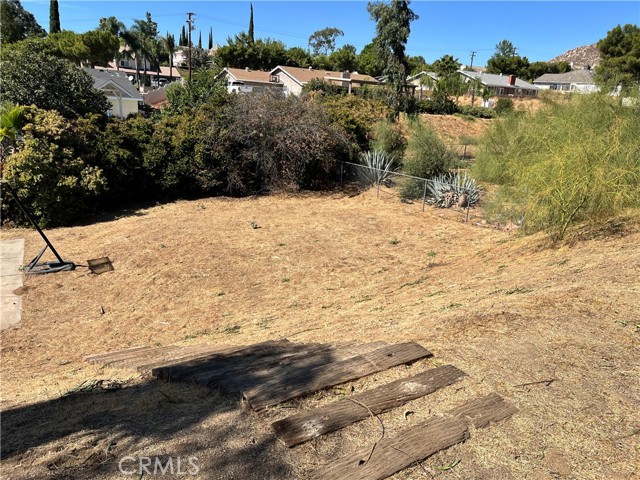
[24,1,640,66]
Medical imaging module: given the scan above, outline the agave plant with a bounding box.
[427,171,480,208]
[359,150,395,186]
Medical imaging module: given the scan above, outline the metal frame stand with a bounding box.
[2,181,75,275]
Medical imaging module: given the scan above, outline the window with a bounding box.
[269,74,279,83]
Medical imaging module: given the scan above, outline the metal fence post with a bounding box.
[340,161,344,185]
[377,180,380,198]
[422,179,427,212]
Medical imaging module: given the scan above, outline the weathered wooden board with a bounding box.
[244,342,433,411]
[272,364,466,447]
[311,416,469,480]
[152,339,294,380]
[311,393,517,480]
[134,344,242,373]
[85,346,161,364]
[188,341,389,391]
[450,392,519,428]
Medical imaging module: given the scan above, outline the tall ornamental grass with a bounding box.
[474,94,640,240]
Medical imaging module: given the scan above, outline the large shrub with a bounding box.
[1,107,106,226]
[371,119,406,165]
[218,92,352,193]
[402,119,456,179]
[0,43,109,118]
[321,95,389,152]
[474,94,640,239]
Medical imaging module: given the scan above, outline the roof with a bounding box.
[105,63,182,79]
[84,68,142,100]
[533,70,596,85]
[407,71,439,83]
[271,66,379,86]
[459,70,539,90]
[222,67,282,85]
[143,87,168,108]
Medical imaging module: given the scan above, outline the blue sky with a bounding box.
[25,1,640,66]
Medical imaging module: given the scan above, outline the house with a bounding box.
[533,69,598,93]
[105,62,182,89]
[142,87,169,110]
[406,71,439,99]
[269,66,380,96]
[84,68,142,118]
[216,67,284,94]
[459,70,539,97]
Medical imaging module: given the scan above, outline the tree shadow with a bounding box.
[0,342,354,479]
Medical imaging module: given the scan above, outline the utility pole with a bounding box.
[469,51,476,70]
[470,51,477,106]
[187,12,195,82]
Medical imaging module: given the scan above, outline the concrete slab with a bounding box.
[1,239,24,331]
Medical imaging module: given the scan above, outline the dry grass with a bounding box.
[1,191,639,479]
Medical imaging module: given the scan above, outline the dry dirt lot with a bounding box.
[1,191,638,479]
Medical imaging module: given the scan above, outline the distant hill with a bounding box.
[549,44,600,69]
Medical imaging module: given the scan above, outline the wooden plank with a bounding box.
[449,392,519,428]
[272,365,466,447]
[109,346,183,368]
[152,339,294,380]
[311,416,469,480]
[85,346,155,363]
[244,342,433,411]
[311,393,517,480]
[188,341,389,391]
[134,344,241,373]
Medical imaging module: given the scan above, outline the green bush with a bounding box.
[494,98,514,116]
[474,94,640,240]
[400,119,456,198]
[458,105,496,119]
[321,95,389,152]
[417,92,458,115]
[371,119,406,165]
[1,107,106,226]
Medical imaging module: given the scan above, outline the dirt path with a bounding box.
[0,238,24,331]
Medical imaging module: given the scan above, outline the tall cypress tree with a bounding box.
[180,25,187,46]
[198,31,202,48]
[248,2,254,43]
[49,0,61,33]
[208,27,213,49]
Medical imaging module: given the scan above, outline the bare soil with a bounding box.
[1,191,638,479]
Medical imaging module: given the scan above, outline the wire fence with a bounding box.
[339,161,482,223]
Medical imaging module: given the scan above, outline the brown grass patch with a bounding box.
[1,191,638,479]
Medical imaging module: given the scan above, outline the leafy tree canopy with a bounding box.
[0,0,45,43]
[308,27,344,56]
[596,23,640,90]
[432,54,461,77]
[0,46,109,118]
[486,39,531,78]
[367,0,419,116]
[215,32,288,70]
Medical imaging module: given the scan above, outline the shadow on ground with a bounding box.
[0,344,348,479]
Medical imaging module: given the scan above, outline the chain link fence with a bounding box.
[338,161,482,223]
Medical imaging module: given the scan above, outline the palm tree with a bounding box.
[162,32,176,82]
[99,16,126,71]
[121,28,143,86]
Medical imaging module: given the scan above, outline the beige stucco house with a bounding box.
[84,68,142,118]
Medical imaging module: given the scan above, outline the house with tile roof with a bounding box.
[84,68,142,118]
[216,67,284,94]
[459,70,540,97]
[269,66,380,96]
[533,69,598,93]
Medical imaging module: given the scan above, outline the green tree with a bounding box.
[486,39,530,77]
[248,2,255,43]
[82,29,120,67]
[0,46,109,118]
[596,24,640,91]
[215,32,288,70]
[357,42,383,77]
[49,0,60,33]
[308,27,344,56]
[405,54,428,75]
[208,27,213,50]
[180,25,187,46]
[198,31,202,49]
[44,30,89,65]
[367,0,419,117]
[286,46,312,68]
[0,0,45,43]
[165,68,227,114]
[162,32,177,81]
[432,54,461,77]
[98,16,125,36]
[329,44,358,72]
